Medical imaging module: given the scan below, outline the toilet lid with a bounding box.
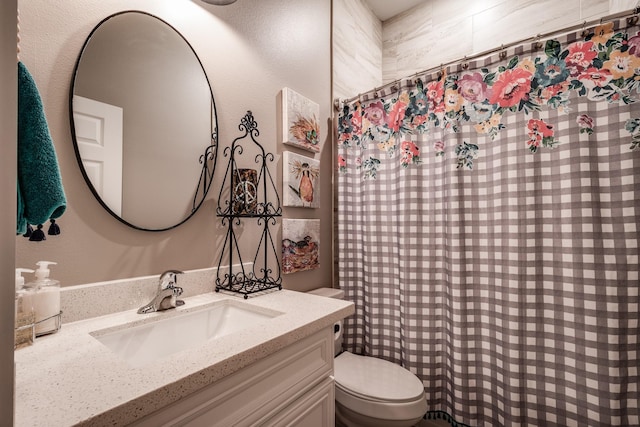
[334,352,425,403]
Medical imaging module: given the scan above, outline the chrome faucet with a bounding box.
[137,270,185,314]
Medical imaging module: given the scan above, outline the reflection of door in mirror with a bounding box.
[73,96,123,216]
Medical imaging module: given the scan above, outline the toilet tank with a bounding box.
[307,287,344,300]
[307,287,344,356]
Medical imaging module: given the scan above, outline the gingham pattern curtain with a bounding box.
[337,19,640,427]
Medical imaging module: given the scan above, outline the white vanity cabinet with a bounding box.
[133,327,335,427]
[15,290,354,426]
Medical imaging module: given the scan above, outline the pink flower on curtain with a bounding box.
[539,81,570,102]
[526,118,557,152]
[400,140,421,167]
[387,94,408,133]
[363,100,387,126]
[578,67,613,90]
[628,32,640,57]
[401,140,420,156]
[412,114,427,127]
[434,140,445,157]
[337,154,346,173]
[351,103,362,134]
[565,41,597,75]
[425,79,445,113]
[576,114,594,135]
[489,67,532,107]
[338,131,350,146]
[458,72,491,103]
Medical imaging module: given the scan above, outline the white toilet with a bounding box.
[309,288,427,427]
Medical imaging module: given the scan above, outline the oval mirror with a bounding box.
[70,11,217,231]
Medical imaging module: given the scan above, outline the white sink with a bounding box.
[91,300,282,367]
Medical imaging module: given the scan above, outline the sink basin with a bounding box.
[91,300,282,367]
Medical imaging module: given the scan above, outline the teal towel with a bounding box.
[17,61,66,235]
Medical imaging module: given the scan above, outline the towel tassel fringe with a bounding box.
[48,219,60,235]
[28,224,46,241]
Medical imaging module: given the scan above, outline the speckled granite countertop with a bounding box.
[14,290,354,426]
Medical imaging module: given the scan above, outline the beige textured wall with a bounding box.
[1,0,17,421]
[382,0,635,83]
[15,0,332,292]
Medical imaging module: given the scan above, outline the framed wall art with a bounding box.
[282,219,320,274]
[281,87,320,153]
[283,151,320,208]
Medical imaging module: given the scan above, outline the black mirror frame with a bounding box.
[69,10,218,232]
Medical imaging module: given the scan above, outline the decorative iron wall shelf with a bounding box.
[215,111,282,298]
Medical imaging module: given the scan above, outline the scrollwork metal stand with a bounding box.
[215,111,282,298]
[192,130,218,213]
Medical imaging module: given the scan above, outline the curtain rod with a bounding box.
[335,6,640,109]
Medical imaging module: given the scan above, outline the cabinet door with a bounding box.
[132,327,333,427]
[263,377,335,427]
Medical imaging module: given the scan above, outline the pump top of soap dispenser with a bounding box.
[15,268,34,290]
[34,261,57,280]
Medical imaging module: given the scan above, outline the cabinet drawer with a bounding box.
[262,377,335,427]
[133,327,333,426]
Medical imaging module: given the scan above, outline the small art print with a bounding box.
[283,151,320,208]
[231,168,258,215]
[282,219,320,274]
[282,87,320,153]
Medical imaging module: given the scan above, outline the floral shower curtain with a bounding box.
[337,19,639,426]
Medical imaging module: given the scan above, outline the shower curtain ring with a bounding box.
[580,21,590,38]
[532,35,543,50]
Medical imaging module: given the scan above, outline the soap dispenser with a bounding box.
[15,268,35,349]
[27,261,61,336]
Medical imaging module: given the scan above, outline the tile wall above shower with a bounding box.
[333,0,383,100]
[381,0,636,83]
